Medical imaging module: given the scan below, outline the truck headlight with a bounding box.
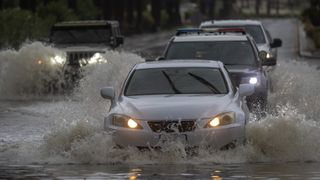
[88,53,107,64]
[50,55,66,65]
[112,114,142,129]
[206,112,235,128]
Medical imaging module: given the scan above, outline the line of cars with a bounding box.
[101,19,282,149]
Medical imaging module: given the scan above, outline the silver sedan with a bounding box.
[101,60,254,149]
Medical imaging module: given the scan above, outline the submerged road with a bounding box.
[1,18,320,179]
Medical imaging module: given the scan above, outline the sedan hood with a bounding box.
[118,95,232,120]
[225,65,258,74]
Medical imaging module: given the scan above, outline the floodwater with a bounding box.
[1,18,320,179]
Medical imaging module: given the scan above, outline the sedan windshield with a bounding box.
[166,41,256,66]
[125,67,228,96]
[50,27,111,44]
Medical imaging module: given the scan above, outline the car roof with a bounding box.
[200,19,262,27]
[135,60,222,70]
[173,35,248,42]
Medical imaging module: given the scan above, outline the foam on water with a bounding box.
[1,43,320,165]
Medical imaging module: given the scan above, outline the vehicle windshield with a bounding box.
[166,41,257,66]
[50,26,111,44]
[125,67,228,96]
[203,25,266,44]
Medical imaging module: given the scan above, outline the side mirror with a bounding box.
[270,38,282,48]
[239,84,254,97]
[116,36,124,45]
[156,56,165,61]
[101,87,115,100]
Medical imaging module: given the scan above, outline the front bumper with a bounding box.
[106,124,245,148]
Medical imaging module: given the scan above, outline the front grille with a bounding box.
[67,51,96,65]
[148,120,196,133]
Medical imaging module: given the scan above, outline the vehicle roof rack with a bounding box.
[175,28,246,36]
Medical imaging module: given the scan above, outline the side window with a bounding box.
[224,66,237,94]
[265,29,272,43]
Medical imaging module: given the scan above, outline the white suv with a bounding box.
[200,20,282,64]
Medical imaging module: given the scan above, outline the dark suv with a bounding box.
[161,28,274,110]
[49,20,124,84]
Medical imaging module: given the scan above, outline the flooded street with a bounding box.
[1,18,320,179]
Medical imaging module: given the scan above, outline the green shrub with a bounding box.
[0,9,39,49]
[141,10,154,32]
[160,10,169,28]
[75,0,101,20]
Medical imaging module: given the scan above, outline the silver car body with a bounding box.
[102,60,252,148]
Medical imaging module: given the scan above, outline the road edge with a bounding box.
[297,19,320,59]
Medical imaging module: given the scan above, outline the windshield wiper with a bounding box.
[188,73,221,94]
[162,71,181,94]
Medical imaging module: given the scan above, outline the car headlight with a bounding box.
[241,76,259,85]
[206,112,235,128]
[266,53,272,59]
[112,114,142,129]
[50,55,66,65]
[249,77,258,85]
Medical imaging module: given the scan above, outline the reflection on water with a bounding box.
[1,163,318,179]
[129,168,141,180]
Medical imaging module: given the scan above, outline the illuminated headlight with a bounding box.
[249,77,258,85]
[112,114,142,129]
[50,55,66,65]
[206,112,235,128]
[88,53,107,64]
[266,53,272,59]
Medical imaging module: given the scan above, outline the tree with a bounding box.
[267,0,271,15]
[219,0,235,18]
[165,0,181,27]
[19,0,37,12]
[150,0,161,31]
[255,0,261,15]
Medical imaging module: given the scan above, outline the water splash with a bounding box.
[0,42,66,99]
[1,43,320,164]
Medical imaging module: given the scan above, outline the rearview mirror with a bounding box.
[101,87,115,100]
[270,38,282,48]
[239,84,254,97]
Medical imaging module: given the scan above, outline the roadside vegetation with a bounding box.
[301,0,320,48]
[0,0,305,49]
